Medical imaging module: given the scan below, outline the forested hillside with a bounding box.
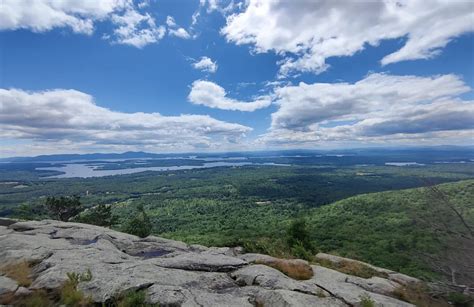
[307,180,474,283]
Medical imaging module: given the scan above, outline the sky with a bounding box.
[0,0,473,157]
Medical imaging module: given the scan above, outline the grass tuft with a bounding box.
[256,258,314,280]
[359,293,375,307]
[392,284,451,307]
[318,259,386,279]
[0,260,33,287]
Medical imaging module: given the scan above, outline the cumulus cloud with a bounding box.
[166,16,191,39]
[0,0,130,34]
[222,0,474,77]
[168,27,191,39]
[109,9,165,48]
[192,57,218,73]
[0,88,252,152]
[258,73,474,146]
[188,80,271,111]
[0,0,166,48]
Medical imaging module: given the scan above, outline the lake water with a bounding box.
[36,161,287,178]
[385,162,425,166]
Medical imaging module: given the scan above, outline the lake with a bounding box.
[36,161,288,178]
[385,162,425,166]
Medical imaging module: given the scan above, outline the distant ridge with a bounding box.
[1,146,472,163]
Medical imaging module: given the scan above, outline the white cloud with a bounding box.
[202,0,240,14]
[166,16,177,27]
[258,73,474,146]
[222,0,474,77]
[188,80,271,111]
[0,0,131,34]
[166,15,191,39]
[137,0,151,9]
[169,27,191,39]
[0,88,252,153]
[110,9,165,48]
[0,0,167,48]
[192,57,218,73]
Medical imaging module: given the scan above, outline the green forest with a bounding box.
[1,162,473,285]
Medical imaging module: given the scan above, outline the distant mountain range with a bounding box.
[1,146,473,163]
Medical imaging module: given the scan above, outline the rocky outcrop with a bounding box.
[0,220,417,306]
[315,253,421,286]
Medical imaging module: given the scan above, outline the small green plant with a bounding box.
[447,292,472,307]
[117,290,156,307]
[359,293,375,307]
[316,289,326,298]
[61,269,93,306]
[66,269,93,286]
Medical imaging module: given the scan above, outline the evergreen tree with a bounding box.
[45,196,82,221]
[123,204,152,238]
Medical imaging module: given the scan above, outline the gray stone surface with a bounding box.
[315,252,421,286]
[14,286,32,297]
[256,289,346,307]
[310,266,414,306]
[231,264,323,296]
[346,275,399,296]
[0,220,420,306]
[0,276,18,296]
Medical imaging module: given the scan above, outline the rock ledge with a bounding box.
[1,220,416,306]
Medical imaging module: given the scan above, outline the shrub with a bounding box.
[7,290,51,306]
[286,218,315,260]
[392,284,450,307]
[291,242,314,261]
[45,196,82,221]
[123,204,152,238]
[117,290,156,307]
[447,292,472,307]
[242,237,292,259]
[77,204,116,227]
[287,218,313,250]
[61,270,93,306]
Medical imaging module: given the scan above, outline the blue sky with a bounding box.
[0,0,473,156]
